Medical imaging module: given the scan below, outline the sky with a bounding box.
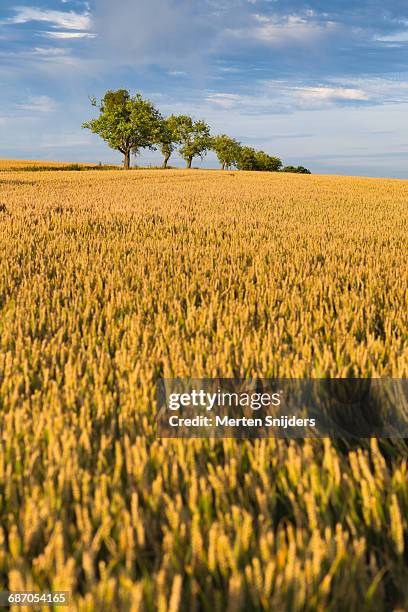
[1,1,408,176]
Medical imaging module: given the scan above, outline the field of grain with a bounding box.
[0,160,119,173]
[0,160,88,170]
[0,166,407,611]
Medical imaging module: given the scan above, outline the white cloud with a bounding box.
[0,45,85,68]
[43,31,96,39]
[32,47,69,56]
[228,13,338,47]
[16,95,57,113]
[327,76,408,104]
[205,83,371,114]
[24,46,79,65]
[376,32,408,43]
[206,93,247,108]
[4,7,92,31]
[296,87,369,102]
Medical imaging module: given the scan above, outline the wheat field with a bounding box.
[0,160,106,171]
[0,166,407,611]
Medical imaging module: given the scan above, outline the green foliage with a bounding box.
[175,116,212,168]
[157,115,186,168]
[82,89,162,169]
[211,134,242,169]
[236,147,282,172]
[282,165,312,174]
[255,150,283,172]
[236,146,259,171]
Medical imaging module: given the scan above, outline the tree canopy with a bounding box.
[235,147,282,172]
[175,116,212,168]
[157,115,186,169]
[281,165,311,174]
[255,151,283,172]
[82,90,162,169]
[212,134,242,170]
[236,146,259,171]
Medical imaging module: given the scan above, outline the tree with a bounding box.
[212,134,242,170]
[176,116,212,168]
[237,147,283,172]
[82,89,162,169]
[236,146,259,171]
[157,115,184,169]
[281,165,311,174]
[255,151,282,172]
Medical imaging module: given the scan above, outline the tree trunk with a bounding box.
[162,152,171,169]
[187,157,193,169]
[222,161,226,170]
[124,150,130,170]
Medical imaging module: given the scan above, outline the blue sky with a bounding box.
[1,1,408,176]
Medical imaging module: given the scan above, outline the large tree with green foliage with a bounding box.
[212,134,242,170]
[237,147,282,172]
[157,115,185,169]
[82,89,162,169]
[175,116,212,168]
[236,146,259,171]
[255,150,282,172]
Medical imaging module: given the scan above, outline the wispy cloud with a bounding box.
[0,45,81,69]
[206,83,370,114]
[297,86,369,102]
[31,47,69,56]
[376,32,408,43]
[205,93,244,108]
[3,7,92,31]
[16,95,57,112]
[42,31,96,39]
[248,13,338,46]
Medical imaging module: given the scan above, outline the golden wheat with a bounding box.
[0,160,98,171]
[0,166,407,611]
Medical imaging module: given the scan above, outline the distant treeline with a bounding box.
[83,89,311,174]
